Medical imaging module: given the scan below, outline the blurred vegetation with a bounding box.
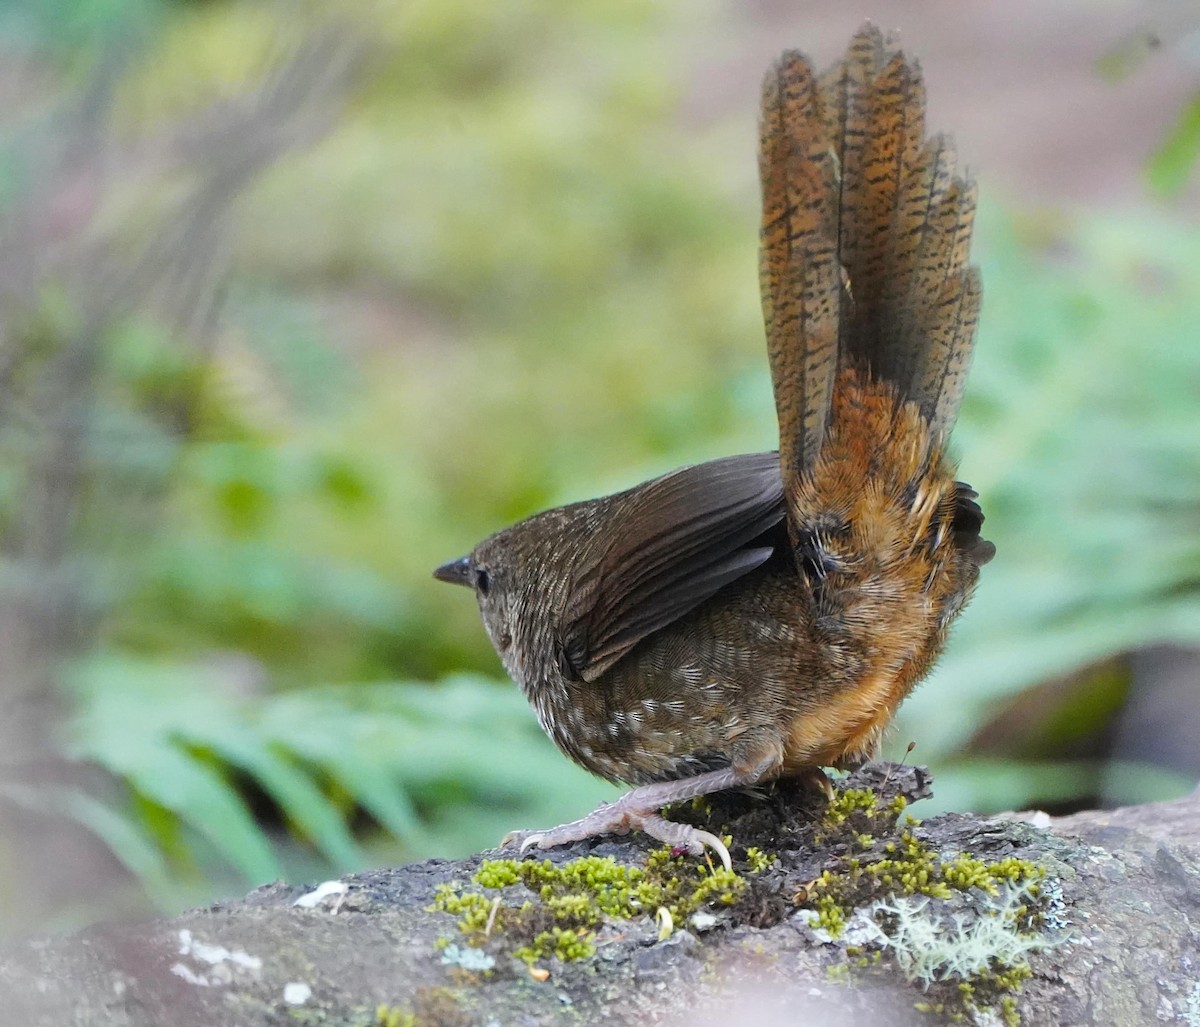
[0,0,1197,930]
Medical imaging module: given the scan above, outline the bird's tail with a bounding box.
[759,23,980,489]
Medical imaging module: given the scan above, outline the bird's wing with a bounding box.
[556,452,786,682]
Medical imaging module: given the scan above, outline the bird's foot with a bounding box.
[502,796,732,871]
[502,759,776,872]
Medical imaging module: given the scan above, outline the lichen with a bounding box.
[797,785,1063,1025]
[1185,980,1200,1027]
[439,944,495,973]
[431,849,749,966]
[853,884,1051,985]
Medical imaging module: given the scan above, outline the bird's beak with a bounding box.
[433,556,473,587]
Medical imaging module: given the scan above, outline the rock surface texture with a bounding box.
[3,766,1198,1027]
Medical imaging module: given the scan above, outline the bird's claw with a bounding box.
[638,817,731,871]
[499,828,539,853]
[518,833,544,856]
[686,829,732,872]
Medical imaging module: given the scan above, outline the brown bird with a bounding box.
[434,24,994,870]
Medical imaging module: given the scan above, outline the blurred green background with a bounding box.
[0,0,1198,933]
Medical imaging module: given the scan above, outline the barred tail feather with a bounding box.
[758,22,981,477]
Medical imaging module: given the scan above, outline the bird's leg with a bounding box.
[502,754,780,872]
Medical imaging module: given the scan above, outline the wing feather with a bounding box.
[557,452,786,681]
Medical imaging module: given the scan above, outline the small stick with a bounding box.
[484,896,501,937]
[881,741,917,789]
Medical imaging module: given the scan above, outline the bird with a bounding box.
[434,23,994,871]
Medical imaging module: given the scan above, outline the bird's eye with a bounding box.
[475,568,491,596]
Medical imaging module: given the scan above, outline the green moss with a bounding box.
[374,1005,415,1027]
[514,926,596,964]
[744,846,773,873]
[819,787,882,830]
[473,860,522,889]
[431,849,751,965]
[942,856,996,893]
[430,885,495,933]
[811,874,849,936]
[936,964,1032,1026]
[825,962,851,983]
[799,784,1056,1026]
[999,995,1021,1027]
